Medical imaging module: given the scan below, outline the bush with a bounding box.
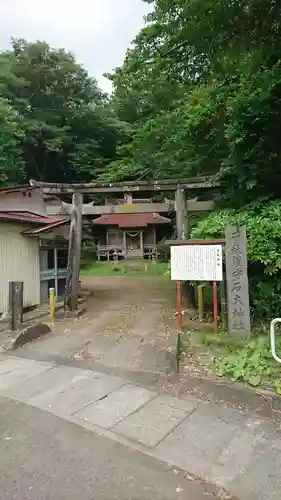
[214,336,281,393]
[191,200,281,320]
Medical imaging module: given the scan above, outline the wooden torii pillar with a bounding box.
[175,187,196,306]
[175,188,187,240]
[64,191,83,311]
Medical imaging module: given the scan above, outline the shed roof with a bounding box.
[0,212,66,225]
[21,220,69,235]
[0,212,68,236]
[92,213,171,228]
[0,184,36,194]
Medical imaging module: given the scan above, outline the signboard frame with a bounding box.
[168,239,225,372]
[170,244,223,282]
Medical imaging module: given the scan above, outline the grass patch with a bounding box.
[201,330,246,349]
[81,260,170,277]
[202,331,281,393]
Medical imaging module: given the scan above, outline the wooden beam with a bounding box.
[30,176,220,194]
[73,202,174,215]
[165,239,226,246]
[47,200,215,216]
[186,200,214,212]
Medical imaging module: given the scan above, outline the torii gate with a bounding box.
[30,176,219,311]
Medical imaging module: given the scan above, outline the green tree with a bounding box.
[0,98,24,186]
[104,0,281,206]
[0,39,124,183]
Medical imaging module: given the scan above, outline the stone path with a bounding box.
[1,354,281,500]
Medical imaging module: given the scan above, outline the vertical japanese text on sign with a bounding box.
[225,226,251,338]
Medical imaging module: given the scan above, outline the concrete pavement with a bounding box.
[0,354,280,500]
[0,398,216,500]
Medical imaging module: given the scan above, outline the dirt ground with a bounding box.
[17,276,177,376]
[76,275,177,374]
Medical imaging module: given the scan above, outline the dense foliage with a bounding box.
[0,39,126,184]
[104,0,281,205]
[0,97,24,185]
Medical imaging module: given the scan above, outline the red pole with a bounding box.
[212,281,218,332]
[177,280,182,333]
[176,280,182,373]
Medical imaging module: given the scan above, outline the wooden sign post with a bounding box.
[9,281,23,331]
[225,225,251,338]
[176,280,182,373]
[212,281,218,332]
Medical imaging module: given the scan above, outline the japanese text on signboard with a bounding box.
[226,226,251,337]
[171,245,223,281]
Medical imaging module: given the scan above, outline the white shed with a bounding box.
[0,221,40,313]
[0,185,68,315]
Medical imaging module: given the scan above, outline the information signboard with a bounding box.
[170,245,223,281]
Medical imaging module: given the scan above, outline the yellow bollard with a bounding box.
[49,287,55,326]
[197,284,204,322]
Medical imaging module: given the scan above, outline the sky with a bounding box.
[0,0,151,93]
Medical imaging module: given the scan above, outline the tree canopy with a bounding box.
[0,38,126,185]
[0,97,24,185]
[103,0,281,207]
